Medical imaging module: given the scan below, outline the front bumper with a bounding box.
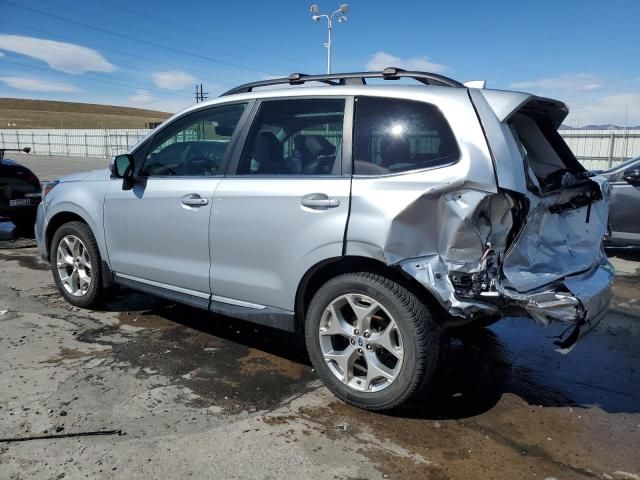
[505,261,615,353]
[34,203,48,261]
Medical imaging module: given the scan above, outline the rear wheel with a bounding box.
[305,272,440,411]
[50,221,104,308]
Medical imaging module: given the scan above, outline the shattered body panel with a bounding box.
[346,89,613,352]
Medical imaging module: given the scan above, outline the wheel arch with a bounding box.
[46,209,115,289]
[294,255,447,334]
[45,211,89,259]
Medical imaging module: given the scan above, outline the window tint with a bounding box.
[142,103,246,177]
[353,97,459,175]
[237,98,345,175]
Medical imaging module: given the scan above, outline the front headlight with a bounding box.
[42,180,59,199]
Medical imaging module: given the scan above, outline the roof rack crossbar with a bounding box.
[220,68,463,96]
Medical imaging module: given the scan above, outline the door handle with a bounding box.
[181,194,209,207]
[301,193,340,210]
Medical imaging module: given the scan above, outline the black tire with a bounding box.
[50,221,104,308]
[305,272,440,411]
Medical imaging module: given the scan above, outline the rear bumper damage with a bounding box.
[499,260,614,353]
[401,256,614,353]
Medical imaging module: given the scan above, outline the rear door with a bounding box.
[210,97,352,313]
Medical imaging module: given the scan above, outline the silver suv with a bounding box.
[35,69,614,411]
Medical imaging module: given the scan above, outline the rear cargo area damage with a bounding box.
[396,178,613,352]
[393,93,614,353]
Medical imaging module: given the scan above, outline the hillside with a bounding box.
[0,98,172,129]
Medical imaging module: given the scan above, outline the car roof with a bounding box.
[170,83,558,122]
[158,69,567,130]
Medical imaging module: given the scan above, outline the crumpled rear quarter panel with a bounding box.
[345,91,499,316]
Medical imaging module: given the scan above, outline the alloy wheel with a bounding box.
[56,234,92,297]
[318,293,404,393]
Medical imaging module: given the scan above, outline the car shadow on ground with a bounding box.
[104,289,310,365]
[394,329,574,420]
[99,288,640,420]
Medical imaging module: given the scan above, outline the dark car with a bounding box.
[596,156,640,245]
[0,148,41,230]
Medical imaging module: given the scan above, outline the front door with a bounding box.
[103,103,248,298]
[210,98,351,313]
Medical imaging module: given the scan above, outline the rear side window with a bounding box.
[353,97,459,175]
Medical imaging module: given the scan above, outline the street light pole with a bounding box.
[310,4,349,74]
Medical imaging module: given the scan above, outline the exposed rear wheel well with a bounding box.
[45,212,87,259]
[294,255,446,333]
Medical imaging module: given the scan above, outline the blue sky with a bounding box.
[0,0,639,125]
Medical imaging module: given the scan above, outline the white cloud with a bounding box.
[0,34,114,74]
[0,76,78,92]
[509,74,603,93]
[366,51,449,73]
[152,70,195,90]
[565,93,640,126]
[129,89,155,104]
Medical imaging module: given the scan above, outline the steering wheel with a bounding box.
[186,155,215,176]
[144,163,177,176]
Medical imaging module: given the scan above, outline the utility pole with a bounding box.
[310,4,349,74]
[194,83,209,103]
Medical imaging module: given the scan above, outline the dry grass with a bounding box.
[0,98,172,129]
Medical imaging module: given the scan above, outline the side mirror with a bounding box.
[111,154,136,190]
[622,167,640,185]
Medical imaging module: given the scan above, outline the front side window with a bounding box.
[237,98,345,176]
[353,97,459,175]
[142,103,246,177]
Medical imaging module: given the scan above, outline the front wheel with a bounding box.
[50,221,104,308]
[305,272,440,411]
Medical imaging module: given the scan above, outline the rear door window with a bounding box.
[353,97,459,175]
[236,98,345,176]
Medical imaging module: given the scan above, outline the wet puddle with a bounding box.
[81,291,316,413]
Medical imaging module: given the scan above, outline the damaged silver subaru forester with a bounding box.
[35,69,614,410]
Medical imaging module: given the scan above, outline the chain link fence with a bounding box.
[1,128,639,170]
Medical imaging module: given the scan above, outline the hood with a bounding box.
[58,168,111,183]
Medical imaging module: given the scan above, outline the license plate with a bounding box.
[9,199,31,207]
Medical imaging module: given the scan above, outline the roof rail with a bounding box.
[220,67,464,96]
